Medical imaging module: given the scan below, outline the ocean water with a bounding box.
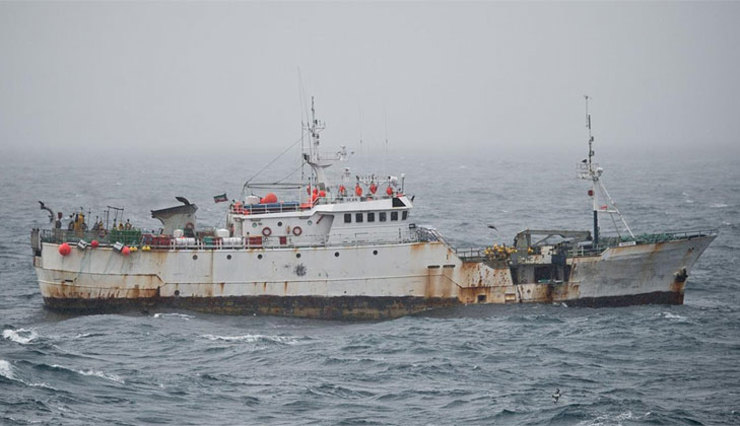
[1,151,739,425]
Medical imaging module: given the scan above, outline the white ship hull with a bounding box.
[33,233,715,319]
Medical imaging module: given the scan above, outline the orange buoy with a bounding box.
[91,240,99,248]
[319,190,326,198]
[58,243,71,256]
[355,184,363,196]
[260,193,278,204]
[121,246,131,256]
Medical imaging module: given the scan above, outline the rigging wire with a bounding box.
[275,163,304,184]
[242,133,306,192]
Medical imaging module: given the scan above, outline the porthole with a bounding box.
[296,253,301,258]
[227,254,232,260]
[278,221,283,227]
[257,254,263,260]
[334,252,340,257]
[373,250,378,255]
[252,222,258,228]
[174,290,180,296]
[192,254,198,260]
[307,220,313,225]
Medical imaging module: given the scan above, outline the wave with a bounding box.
[710,203,729,208]
[0,359,14,381]
[48,364,125,384]
[577,410,647,426]
[2,328,38,345]
[0,359,56,390]
[153,313,194,320]
[658,311,688,322]
[200,334,299,345]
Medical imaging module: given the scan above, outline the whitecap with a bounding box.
[710,203,728,208]
[73,333,95,339]
[0,359,14,380]
[153,313,194,320]
[50,364,125,384]
[201,334,298,345]
[78,369,125,384]
[2,328,38,344]
[659,311,687,321]
[578,410,636,426]
[0,359,56,389]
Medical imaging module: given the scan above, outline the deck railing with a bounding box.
[38,225,438,251]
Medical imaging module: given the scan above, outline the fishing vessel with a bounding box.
[30,98,716,319]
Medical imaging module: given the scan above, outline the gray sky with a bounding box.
[1,1,739,160]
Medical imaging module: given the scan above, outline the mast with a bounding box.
[578,96,635,246]
[585,96,599,247]
[301,97,348,191]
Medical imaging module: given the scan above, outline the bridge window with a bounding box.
[379,212,387,222]
[367,212,375,222]
[402,211,408,220]
[391,211,398,221]
[356,213,363,223]
[344,213,351,223]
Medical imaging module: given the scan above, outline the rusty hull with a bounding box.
[33,234,714,319]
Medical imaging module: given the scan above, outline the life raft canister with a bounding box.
[369,183,378,194]
[355,184,363,197]
[338,185,346,196]
[292,226,302,236]
[386,186,393,196]
[262,227,272,237]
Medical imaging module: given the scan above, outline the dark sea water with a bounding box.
[1,151,739,425]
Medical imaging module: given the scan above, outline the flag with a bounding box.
[213,193,228,203]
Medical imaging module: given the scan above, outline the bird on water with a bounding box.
[552,388,562,403]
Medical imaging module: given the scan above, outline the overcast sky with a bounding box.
[1,1,739,161]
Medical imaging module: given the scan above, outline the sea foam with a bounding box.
[201,334,299,345]
[2,328,38,344]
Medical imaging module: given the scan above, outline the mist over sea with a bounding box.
[1,151,738,425]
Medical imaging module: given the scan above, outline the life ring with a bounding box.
[292,226,302,236]
[262,227,272,237]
